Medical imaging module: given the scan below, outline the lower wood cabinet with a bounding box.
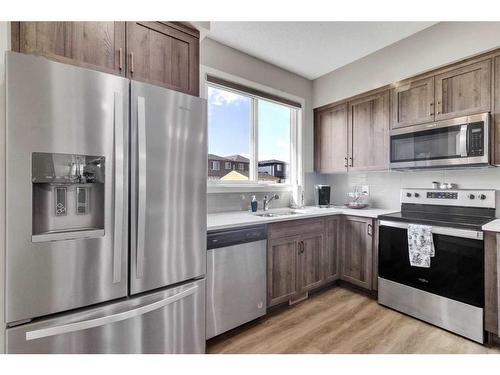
[267,219,325,307]
[340,216,374,290]
[267,215,375,308]
[485,232,499,335]
[324,216,341,282]
[267,236,299,306]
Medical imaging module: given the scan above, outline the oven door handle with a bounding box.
[379,220,483,240]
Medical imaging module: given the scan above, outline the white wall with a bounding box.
[313,22,500,108]
[0,21,9,353]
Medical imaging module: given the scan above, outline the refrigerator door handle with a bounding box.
[25,284,199,341]
[113,92,125,284]
[136,96,147,279]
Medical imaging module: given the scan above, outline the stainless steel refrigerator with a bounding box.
[3,52,207,353]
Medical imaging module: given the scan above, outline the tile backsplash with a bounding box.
[208,167,500,216]
[324,167,500,216]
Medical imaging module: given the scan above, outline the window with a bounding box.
[207,81,300,186]
[211,161,220,171]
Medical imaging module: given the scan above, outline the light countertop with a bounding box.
[482,219,500,233]
[207,206,399,232]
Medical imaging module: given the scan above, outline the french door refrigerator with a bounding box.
[3,52,207,354]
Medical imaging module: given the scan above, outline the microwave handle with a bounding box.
[459,124,468,157]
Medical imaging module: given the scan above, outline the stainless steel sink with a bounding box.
[255,210,306,217]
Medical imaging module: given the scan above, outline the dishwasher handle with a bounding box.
[207,225,267,250]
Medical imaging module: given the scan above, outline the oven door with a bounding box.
[378,221,484,307]
[390,113,489,169]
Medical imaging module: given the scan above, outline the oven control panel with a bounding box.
[401,188,496,208]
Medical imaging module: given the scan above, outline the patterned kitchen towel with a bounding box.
[407,224,435,268]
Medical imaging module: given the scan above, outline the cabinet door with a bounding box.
[15,22,125,76]
[324,216,340,282]
[298,234,324,292]
[484,232,498,335]
[267,237,298,307]
[348,90,390,171]
[126,22,199,96]
[391,77,435,129]
[493,56,500,165]
[435,59,491,121]
[341,216,374,290]
[314,103,348,173]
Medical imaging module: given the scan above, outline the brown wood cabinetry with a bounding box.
[484,232,498,335]
[434,60,491,121]
[267,218,325,307]
[126,22,199,96]
[324,216,341,282]
[340,216,374,290]
[298,233,324,292]
[314,103,348,173]
[11,21,200,96]
[267,236,298,306]
[391,77,435,129]
[313,90,389,173]
[493,56,500,165]
[12,22,126,76]
[348,90,390,171]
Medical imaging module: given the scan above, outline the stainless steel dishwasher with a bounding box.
[206,225,267,339]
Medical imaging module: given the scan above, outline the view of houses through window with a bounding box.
[207,84,297,184]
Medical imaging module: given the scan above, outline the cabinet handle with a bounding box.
[429,102,434,116]
[118,48,123,70]
[298,241,305,254]
[367,224,373,236]
[344,157,348,168]
[130,51,134,74]
[437,101,441,115]
[349,157,353,167]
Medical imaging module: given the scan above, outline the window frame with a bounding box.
[204,73,303,194]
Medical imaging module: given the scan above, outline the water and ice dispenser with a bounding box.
[31,152,105,242]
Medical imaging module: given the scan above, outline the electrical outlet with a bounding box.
[361,185,369,195]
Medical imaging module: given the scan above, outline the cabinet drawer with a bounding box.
[268,218,325,240]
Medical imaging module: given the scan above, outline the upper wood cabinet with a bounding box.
[340,216,374,290]
[11,21,200,96]
[348,90,390,171]
[314,103,348,173]
[391,77,435,129]
[494,56,500,165]
[126,22,199,97]
[12,22,126,76]
[435,60,491,121]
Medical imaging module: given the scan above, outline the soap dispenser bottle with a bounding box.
[251,195,258,212]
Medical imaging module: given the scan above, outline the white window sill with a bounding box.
[207,183,293,194]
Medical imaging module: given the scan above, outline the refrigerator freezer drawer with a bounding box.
[6,279,205,354]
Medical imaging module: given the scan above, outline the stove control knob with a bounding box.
[414,193,420,198]
[468,194,475,200]
[406,193,412,198]
[479,194,487,200]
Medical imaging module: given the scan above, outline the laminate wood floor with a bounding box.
[207,287,500,354]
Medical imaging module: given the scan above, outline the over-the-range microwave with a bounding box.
[390,112,490,169]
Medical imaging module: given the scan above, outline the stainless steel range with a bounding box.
[378,188,496,343]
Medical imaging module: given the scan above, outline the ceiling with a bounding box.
[207,22,437,80]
